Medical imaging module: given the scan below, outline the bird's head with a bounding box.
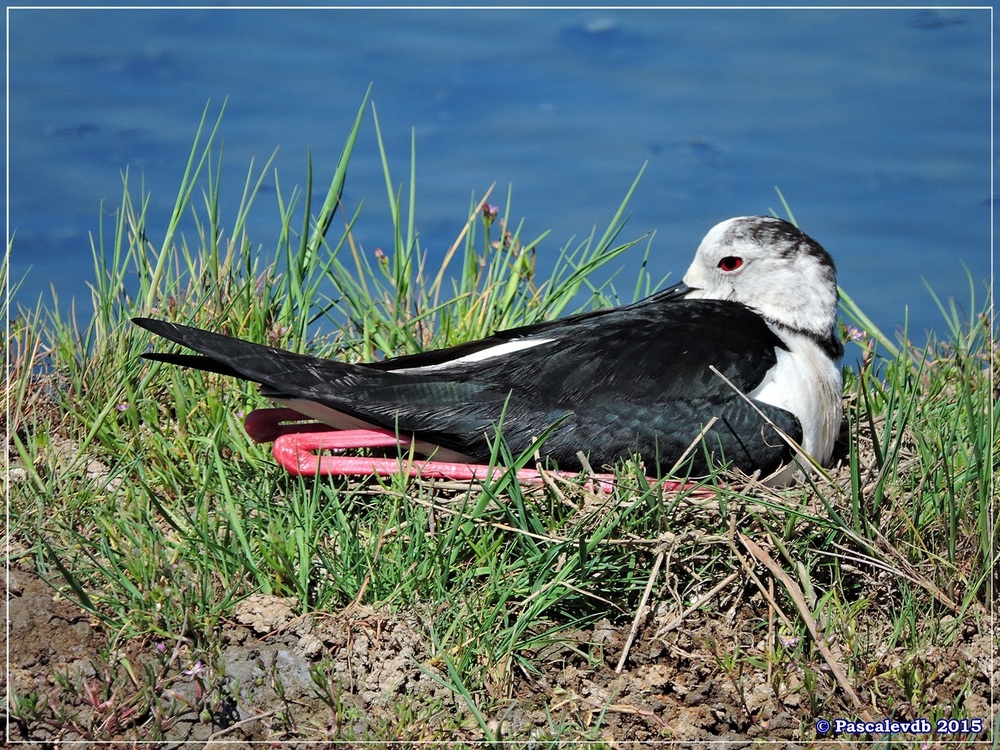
[682,216,839,342]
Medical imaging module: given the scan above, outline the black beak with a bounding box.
[648,281,696,302]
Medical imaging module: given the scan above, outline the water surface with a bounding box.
[7,7,992,355]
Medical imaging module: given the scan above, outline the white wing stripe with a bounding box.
[387,337,555,373]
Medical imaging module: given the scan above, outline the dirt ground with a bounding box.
[6,550,996,747]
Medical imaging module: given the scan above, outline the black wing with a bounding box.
[133,295,800,476]
[361,281,695,372]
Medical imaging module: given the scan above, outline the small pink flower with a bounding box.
[483,204,500,230]
[184,661,206,677]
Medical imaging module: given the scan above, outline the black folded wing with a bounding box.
[134,295,800,476]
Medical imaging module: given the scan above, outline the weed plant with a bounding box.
[6,97,995,744]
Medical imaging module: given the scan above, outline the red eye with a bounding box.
[718,256,743,272]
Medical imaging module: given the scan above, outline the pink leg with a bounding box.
[244,407,706,494]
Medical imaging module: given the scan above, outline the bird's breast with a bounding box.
[748,335,842,466]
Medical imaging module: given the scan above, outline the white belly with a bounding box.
[749,337,842,467]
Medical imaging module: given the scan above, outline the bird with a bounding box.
[134,215,844,485]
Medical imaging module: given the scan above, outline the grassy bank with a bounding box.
[5,100,997,746]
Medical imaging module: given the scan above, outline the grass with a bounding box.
[5,97,996,745]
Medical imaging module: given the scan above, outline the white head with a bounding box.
[683,216,841,354]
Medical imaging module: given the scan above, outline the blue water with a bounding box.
[7,7,992,359]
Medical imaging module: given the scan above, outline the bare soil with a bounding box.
[6,554,996,747]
